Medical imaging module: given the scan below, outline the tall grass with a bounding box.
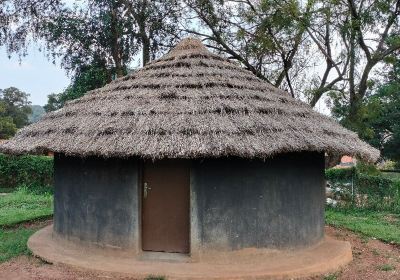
[0,187,53,227]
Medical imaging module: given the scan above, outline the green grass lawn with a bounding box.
[0,227,36,262]
[0,188,53,263]
[326,207,400,244]
[0,188,53,227]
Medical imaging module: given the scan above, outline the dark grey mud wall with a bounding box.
[53,154,139,249]
[192,152,325,250]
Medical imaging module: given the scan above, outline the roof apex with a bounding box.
[166,37,209,57]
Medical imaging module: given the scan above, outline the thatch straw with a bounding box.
[0,38,379,162]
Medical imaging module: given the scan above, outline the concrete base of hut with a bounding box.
[29,225,352,280]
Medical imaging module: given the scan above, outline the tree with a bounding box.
[44,63,109,112]
[0,87,32,128]
[0,87,32,138]
[43,93,62,113]
[3,0,182,112]
[0,102,17,139]
[306,0,400,119]
[121,0,182,65]
[0,0,63,56]
[41,0,181,110]
[329,58,400,163]
[183,0,314,98]
[184,0,400,109]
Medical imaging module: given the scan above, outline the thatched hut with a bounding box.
[0,38,378,276]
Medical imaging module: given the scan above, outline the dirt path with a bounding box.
[0,226,399,280]
[315,227,400,280]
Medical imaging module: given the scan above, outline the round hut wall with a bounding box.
[53,151,325,254]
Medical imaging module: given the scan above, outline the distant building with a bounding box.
[334,156,357,168]
[336,155,357,168]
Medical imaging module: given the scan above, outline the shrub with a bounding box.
[325,167,356,182]
[356,174,400,212]
[0,154,53,191]
[356,161,381,176]
[325,163,400,213]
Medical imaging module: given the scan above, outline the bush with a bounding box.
[325,167,356,183]
[325,163,400,213]
[356,174,400,212]
[356,161,381,176]
[0,154,53,191]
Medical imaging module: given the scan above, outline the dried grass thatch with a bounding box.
[0,38,379,162]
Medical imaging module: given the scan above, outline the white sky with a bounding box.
[0,0,77,106]
[0,44,70,105]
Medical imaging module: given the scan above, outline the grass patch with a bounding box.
[0,187,53,227]
[377,264,395,271]
[326,208,400,244]
[0,227,35,262]
[0,188,53,263]
[323,273,338,280]
[145,276,166,280]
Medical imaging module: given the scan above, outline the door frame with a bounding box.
[138,159,192,255]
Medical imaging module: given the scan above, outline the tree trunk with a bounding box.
[110,4,124,78]
[141,32,150,66]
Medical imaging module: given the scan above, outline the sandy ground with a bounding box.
[0,225,399,280]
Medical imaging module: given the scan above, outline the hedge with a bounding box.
[325,167,400,213]
[325,167,356,182]
[0,154,53,190]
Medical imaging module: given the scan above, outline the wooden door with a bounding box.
[142,160,190,253]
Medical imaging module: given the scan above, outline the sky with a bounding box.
[0,0,76,106]
[0,45,70,106]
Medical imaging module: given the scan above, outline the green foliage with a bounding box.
[0,87,32,128]
[356,162,381,176]
[0,115,17,139]
[325,167,356,182]
[0,0,63,55]
[377,264,395,271]
[0,154,53,191]
[145,276,166,280]
[380,160,397,170]
[325,163,400,212]
[382,172,400,180]
[0,87,32,138]
[0,227,36,263]
[44,64,109,112]
[331,61,400,162]
[0,187,53,227]
[323,274,338,280]
[0,187,53,263]
[41,0,181,110]
[325,208,400,244]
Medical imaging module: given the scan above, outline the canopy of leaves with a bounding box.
[0,0,63,56]
[331,61,400,162]
[0,87,32,139]
[44,63,109,112]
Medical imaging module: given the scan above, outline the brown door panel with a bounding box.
[142,160,190,253]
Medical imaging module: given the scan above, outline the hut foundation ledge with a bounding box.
[29,225,353,280]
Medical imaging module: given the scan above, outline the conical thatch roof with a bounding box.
[0,38,379,162]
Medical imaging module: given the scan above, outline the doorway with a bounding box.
[141,160,190,253]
